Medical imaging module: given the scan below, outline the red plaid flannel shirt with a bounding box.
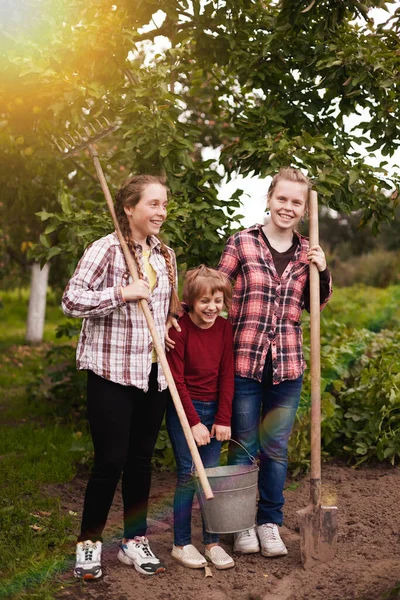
[62,232,176,391]
[218,225,332,384]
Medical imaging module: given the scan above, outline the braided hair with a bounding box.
[115,174,180,316]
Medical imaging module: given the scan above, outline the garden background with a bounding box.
[1,1,400,599]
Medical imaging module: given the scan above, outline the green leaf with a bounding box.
[349,170,359,186]
[44,222,59,235]
[46,246,62,260]
[60,192,72,214]
[36,210,54,222]
[39,234,50,249]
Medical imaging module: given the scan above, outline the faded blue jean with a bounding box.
[166,399,221,546]
[228,356,302,526]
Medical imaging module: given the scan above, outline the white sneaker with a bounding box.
[205,545,235,570]
[74,540,102,580]
[118,536,166,575]
[171,544,207,569]
[257,523,288,557]
[233,528,260,554]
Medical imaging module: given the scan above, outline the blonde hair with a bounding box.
[115,174,180,316]
[183,265,232,312]
[267,167,312,207]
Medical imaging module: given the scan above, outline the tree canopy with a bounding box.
[0,0,399,286]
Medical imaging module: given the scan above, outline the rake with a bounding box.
[54,118,213,500]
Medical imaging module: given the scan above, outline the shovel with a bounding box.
[54,119,213,500]
[297,190,338,569]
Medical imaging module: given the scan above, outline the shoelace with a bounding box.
[264,525,278,540]
[239,529,252,539]
[83,542,96,560]
[134,538,152,557]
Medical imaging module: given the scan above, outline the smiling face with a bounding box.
[267,179,308,232]
[124,183,168,243]
[189,288,225,329]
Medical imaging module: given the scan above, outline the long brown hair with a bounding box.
[115,175,180,316]
[183,265,232,312]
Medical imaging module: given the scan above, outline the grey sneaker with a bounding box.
[233,528,260,554]
[74,540,102,580]
[257,523,288,557]
[118,536,166,575]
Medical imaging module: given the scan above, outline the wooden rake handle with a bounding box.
[88,146,213,500]
[309,190,321,500]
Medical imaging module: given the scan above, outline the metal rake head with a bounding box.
[53,117,118,159]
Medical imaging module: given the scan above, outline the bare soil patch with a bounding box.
[54,463,400,600]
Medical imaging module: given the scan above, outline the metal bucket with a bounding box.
[193,440,259,534]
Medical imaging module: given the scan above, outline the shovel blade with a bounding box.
[297,503,338,569]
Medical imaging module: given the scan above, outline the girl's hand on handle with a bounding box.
[307,245,327,272]
[165,315,181,351]
[121,280,150,302]
[211,424,231,442]
[191,423,211,446]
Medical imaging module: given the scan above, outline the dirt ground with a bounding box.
[55,462,400,600]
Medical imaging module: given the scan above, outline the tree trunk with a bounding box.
[26,262,50,344]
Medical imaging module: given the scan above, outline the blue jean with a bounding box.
[228,356,302,526]
[166,399,221,546]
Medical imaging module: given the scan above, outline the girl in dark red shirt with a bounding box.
[166,265,235,570]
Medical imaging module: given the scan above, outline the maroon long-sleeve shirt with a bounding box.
[167,312,234,427]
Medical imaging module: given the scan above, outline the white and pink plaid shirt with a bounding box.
[62,232,176,391]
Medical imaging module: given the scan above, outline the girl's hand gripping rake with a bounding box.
[297,191,338,569]
[55,120,213,500]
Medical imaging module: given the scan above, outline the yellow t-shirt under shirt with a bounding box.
[142,249,158,363]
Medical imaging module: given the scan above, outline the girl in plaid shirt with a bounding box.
[62,175,180,580]
[218,167,332,558]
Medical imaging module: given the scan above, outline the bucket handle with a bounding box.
[227,438,257,466]
[191,438,257,475]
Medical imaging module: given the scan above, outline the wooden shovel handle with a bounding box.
[89,147,213,500]
[308,190,321,487]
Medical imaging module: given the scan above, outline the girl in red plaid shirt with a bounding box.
[218,167,332,558]
[62,175,180,580]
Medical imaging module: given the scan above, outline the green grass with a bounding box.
[0,289,66,349]
[324,284,400,332]
[0,290,89,599]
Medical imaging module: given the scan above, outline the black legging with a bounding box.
[78,365,169,542]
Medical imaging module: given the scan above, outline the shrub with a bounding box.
[289,322,374,474]
[324,284,400,332]
[26,343,87,424]
[329,329,400,465]
[330,250,400,288]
